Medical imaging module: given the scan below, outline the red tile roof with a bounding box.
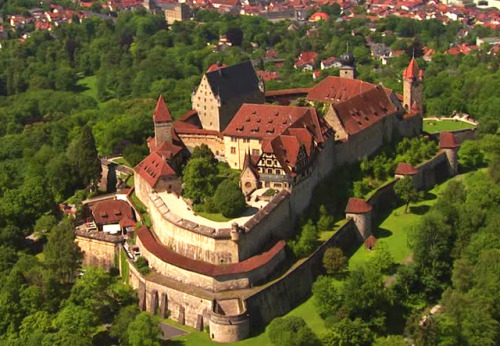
[153,95,172,123]
[395,163,418,175]
[295,51,318,68]
[309,11,330,21]
[207,63,227,72]
[120,216,136,228]
[402,57,422,80]
[148,138,184,160]
[265,88,311,97]
[331,85,398,135]
[345,197,372,214]
[90,199,135,226]
[439,132,459,149]
[136,225,286,277]
[307,76,377,103]
[222,104,315,139]
[134,151,177,187]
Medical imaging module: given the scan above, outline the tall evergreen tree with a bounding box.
[44,220,82,284]
[75,126,102,189]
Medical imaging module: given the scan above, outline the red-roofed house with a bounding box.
[309,11,330,21]
[321,56,341,70]
[222,103,332,191]
[88,199,136,234]
[294,51,318,71]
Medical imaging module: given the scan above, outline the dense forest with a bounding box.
[0,7,500,344]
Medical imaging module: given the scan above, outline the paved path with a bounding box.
[158,322,188,340]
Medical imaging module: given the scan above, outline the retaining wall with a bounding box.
[245,219,359,326]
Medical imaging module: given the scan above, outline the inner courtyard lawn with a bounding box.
[423,119,475,133]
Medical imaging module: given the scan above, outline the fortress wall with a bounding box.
[135,172,154,207]
[178,133,225,156]
[366,180,398,219]
[127,259,213,329]
[146,193,239,265]
[209,312,250,343]
[238,194,292,261]
[244,220,359,326]
[137,232,287,292]
[76,235,120,270]
[427,128,476,145]
[137,234,222,290]
[415,151,449,190]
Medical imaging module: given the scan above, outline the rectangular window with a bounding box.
[231,137,237,142]
[231,147,236,154]
[275,169,281,175]
[252,149,260,156]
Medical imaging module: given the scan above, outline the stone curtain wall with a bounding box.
[427,128,476,144]
[244,220,359,326]
[75,233,122,270]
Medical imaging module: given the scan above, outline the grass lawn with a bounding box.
[113,157,131,167]
[423,119,475,133]
[126,175,134,188]
[348,176,456,269]
[196,212,232,222]
[130,192,152,227]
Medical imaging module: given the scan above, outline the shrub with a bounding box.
[323,247,347,275]
[289,220,319,258]
[214,180,246,218]
[268,316,320,346]
[135,256,150,275]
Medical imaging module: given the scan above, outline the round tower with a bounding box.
[345,197,372,240]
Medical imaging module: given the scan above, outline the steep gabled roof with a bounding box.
[222,104,314,139]
[205,60,260,103]
[307,76,377,103]
[332,85,398,135]
[153,95,172,123]
[402,57,422,80]
[134,151,177,188]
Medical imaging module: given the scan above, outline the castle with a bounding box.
[80,56,432,343]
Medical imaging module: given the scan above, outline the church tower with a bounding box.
[153,95,173,146]
[402,57,424,112]
[339,52,356,79]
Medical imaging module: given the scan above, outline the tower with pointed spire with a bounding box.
[153,95,173,146]
[402,57,424,112]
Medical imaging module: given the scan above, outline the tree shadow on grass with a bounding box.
[373,227,392,239]
[422,191,437,201]
[409,205,430,215]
